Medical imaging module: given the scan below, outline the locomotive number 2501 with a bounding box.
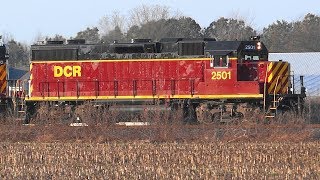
[211,71,231,80]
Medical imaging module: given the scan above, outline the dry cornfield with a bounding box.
[1,103,320,179]
[0,142,319,179]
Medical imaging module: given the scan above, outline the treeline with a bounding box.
[3,5,320,68]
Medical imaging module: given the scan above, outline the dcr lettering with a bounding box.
[54,65,81,77]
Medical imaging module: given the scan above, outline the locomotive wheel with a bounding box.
[211,110,244,124]
[211,112,222,124]
[197,112,224,124]
[197,110,215,124]
[196,104,216,124]
[184,116,196,124]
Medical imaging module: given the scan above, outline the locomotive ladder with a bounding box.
[265,76,281,119]
[13,80,26,119]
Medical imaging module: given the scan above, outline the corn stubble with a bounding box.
[0,142,319,179]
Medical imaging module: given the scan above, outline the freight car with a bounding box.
[25,37,306,123]
[0,41,8,112]
[0,38,35,119]
[0,38,14,116]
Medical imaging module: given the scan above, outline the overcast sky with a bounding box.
[1,0,319,43]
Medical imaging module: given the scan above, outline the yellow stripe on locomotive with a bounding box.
[267,61,290,94]
[0,64,7,94]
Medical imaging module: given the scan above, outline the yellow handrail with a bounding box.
[273,76,281,107]
[263,64,268,113]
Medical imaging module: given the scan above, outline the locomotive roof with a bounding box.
[205,40,268,55]
[205,41,265,51]
[205,41,242,51]
[30,38,268,60]
[31,39,264,49]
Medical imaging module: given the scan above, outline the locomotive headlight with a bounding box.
[256,42,262,50]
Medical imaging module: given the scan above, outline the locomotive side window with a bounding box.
[213,55,228,67]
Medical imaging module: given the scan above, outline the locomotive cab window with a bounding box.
[239,52,268,62]
[244,55,259,61]
[211,55,229,68]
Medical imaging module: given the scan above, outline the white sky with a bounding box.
[1,0,319,43]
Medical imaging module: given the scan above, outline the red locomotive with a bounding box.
[25,37,306,123]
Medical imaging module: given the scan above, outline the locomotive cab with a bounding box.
[203,38,269,96]
[237,39,268,82]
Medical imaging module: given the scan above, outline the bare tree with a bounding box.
[99,11,126,37]
[1,31,14,44]
[6,39,29,68]
[128,4,172,27]
[99,5,182,41]
[228,10,256,29]
[32,32,46,44]
[111,11,126,31]
[98,15,111,36]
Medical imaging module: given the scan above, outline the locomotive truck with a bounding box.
[24,37,305,123]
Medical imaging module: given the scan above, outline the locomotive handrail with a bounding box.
[152,80,156,96]
[291,71,295,94]
[56,81,65,98]
[133,80,137,97]
[95,80,99,97]
[273,76,281,107]
[263,65,268,113]
[114,80,118,97]
[171,79,175,96]
[76,81,80,98]
[37,78,198,99]
[57,81,60,98]
[8,79,28,115]
[39,82,50,98]
[190,79,195,96]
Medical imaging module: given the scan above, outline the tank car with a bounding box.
[25,37,306,123]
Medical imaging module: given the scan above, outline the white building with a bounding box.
[269,52,320,96]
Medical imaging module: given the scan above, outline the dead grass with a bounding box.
[0,122,318,143]
[0,101,319,143]
[0,142,319,179]
[0,103,319,179]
